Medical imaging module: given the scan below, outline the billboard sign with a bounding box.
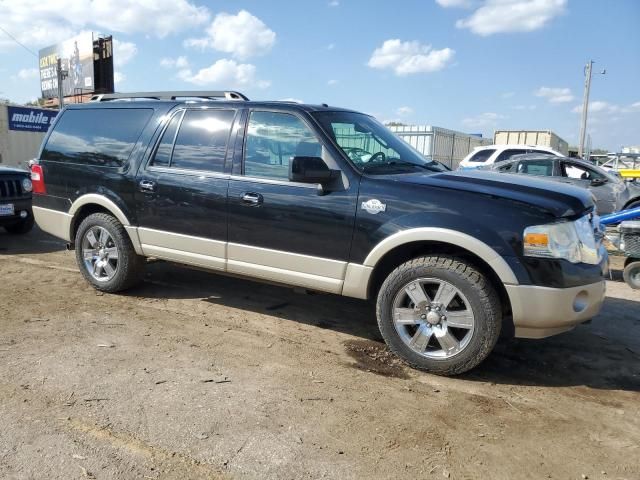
[39,32,95,98]
[7,106,58,132]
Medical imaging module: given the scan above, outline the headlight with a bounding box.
[523,215,599,265]
[22,178,33,193]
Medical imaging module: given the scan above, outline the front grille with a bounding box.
[623,233,640,257]
[0,179,24,198]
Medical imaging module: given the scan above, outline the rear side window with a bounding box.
[517,159,554,176]
[495,148,527,163]
[151,109,235,172]
[42,108,153,167]
[468,149,495,163]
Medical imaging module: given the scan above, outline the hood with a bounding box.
[379,170,594,218]
[0,166,29,175]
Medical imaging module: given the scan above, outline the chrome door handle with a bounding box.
[241,192,263,205]
[139,180,156,193]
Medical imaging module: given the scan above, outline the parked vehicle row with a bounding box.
[29,91,608,375]
[457,144,563,170]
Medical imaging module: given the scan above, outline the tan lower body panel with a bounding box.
[32,206,72,242]
[507,281,606,338]
[227,243,347,294]
[138,227,226,271]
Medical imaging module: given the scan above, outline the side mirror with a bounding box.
[590,178,606,186]
[289,156,340,184]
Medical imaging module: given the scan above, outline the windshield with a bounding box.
[312,111,448,175]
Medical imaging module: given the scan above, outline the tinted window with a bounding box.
[42,108,153,166]
[495,149,527,163]
[468,149,495,163]
[171,109,235,172]
[245,111,321,180]
[517,159,554,176]
[151,112,182,167]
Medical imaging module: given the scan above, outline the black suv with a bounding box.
[32,91,608,375]
[0,166,34,234]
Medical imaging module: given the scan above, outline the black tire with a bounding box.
[376,255,502,376]
[4,214,34,234]
[623,261,640,289]
[74,213,144,293]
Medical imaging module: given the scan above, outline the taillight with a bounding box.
[30,164,46,194]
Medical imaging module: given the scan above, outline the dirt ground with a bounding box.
[0,227,638,480]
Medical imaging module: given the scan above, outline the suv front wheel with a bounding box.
[74,213,144,293]
[376,255,502,375]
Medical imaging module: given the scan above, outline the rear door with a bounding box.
[226,109,358,293]
[135,107,238,270]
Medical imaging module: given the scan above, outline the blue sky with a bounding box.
[1,0,638,150]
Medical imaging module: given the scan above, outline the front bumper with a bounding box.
[0,199,32,226]
[506,280,606,338]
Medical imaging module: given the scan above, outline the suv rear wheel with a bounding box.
[376,255,502,375]
[74,213,144,293]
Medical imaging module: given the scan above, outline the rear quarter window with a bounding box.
[42,108,153,167]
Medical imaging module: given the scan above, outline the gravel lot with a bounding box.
[0,227,638,480]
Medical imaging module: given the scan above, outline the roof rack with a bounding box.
[89,91,249,102]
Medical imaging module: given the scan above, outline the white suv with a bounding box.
[458,144,564,170]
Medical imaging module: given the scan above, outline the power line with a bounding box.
[0,25,38,57]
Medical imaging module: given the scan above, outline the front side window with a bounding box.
[561,162,604,181]
[313,111,447,175]
[244,111,321,180]
[42,108,153,167]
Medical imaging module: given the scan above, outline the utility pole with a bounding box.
[56,57,68,110]
[578,60,605,159]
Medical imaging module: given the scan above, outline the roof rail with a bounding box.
[89,91,249,102]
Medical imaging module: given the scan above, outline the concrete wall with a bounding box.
[0,104,50,169]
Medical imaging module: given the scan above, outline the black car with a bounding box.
[485,153,640,215]
[0,166,34,234]
[31,91,607,375]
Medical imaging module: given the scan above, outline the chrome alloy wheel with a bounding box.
[81,226,119,282]
[392,278,475,359]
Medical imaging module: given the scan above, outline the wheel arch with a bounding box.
[68,194,142,254]
[346,228,519,337]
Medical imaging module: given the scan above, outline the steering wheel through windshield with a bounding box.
[369,151,386,163]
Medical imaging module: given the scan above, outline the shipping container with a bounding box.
[387,125,492,169]
[0,103,57,169]
[493,130,569,156]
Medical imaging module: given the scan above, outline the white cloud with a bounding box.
[0,0,210,50]
[178,59,270,89]
[113,40,137,67]
[184,10,275,60]
[571,101,620,114]
[396,106,413,116]
[329,0,340,6]
[436,0,475,7]
[456,0,566,36]
[160,56,190,69]
[627,101,640,112]
[368,39,455,76]
[17,68,39,80]
[114,71,125,84]
[501,91,515,99]
[327,79,339,86]
[535,86,574,103]
[462,112,505,128]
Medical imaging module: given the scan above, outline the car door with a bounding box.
[135,107,238,270]
[226,109,358,293]
[559,160,617,214]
